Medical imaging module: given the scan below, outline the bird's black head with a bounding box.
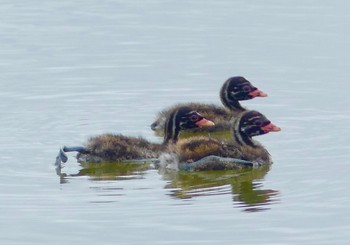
[239,110,281,138]
[221,76,268,103]
[164,107,215,144]
[177,107,214,130]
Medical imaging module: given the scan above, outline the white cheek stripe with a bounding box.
[164,110,178,142]
[233,112,257,147]
[233,114,244,145]
[248,116,261,121]
[171,110,178,139]
[224,80,230,104]
[220,80,231,107]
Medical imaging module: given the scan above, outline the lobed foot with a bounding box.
[55,147,68,167]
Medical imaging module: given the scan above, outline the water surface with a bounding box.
[1,1,350,244]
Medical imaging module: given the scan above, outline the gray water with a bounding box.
[1,1,350,244]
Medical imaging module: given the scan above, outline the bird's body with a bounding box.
[153,103,235,133]
[165,110,281,171]
[151,76,267,133]
[76,134,162,163]
[56,107,215,165]
[181,136,271,163]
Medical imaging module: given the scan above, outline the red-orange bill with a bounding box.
[196,118,215,128]
[261,122,281,133]
[249,89,268,98]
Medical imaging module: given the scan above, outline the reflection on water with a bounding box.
[2,0,350,243]
[57,161,279,212]
[160,164,279,212]
[57,162,152,184]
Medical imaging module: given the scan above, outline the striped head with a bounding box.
[164,107,215,144]
[234,110,281,147]
[220,76,267,110]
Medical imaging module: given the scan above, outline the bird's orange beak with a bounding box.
[261,122,281,133]
[196,118,215,128]
[249,89,268,98]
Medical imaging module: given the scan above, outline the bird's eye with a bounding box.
[190,115,199,121]
[255,120,263,126]
[242,85,251,92]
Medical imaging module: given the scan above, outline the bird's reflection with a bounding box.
[56,161,152,184]
[159,164,280,212]
[56,159,279,212]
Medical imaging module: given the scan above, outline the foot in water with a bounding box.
[54,146,89,167]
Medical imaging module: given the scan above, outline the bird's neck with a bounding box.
[223,98,245,111]
[232,117,256,148]
[220,86,245,111]
[163,111,180,145]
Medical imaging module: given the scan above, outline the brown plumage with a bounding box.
[169,110,281,170]
[58,107,215,164]
[151,76,267,133]
[77,134,162,163]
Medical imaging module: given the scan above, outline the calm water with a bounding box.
[1,1,350,244]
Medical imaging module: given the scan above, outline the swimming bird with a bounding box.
[166,110,280,171]
[55,107,215,165]
[150,76,267,133]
